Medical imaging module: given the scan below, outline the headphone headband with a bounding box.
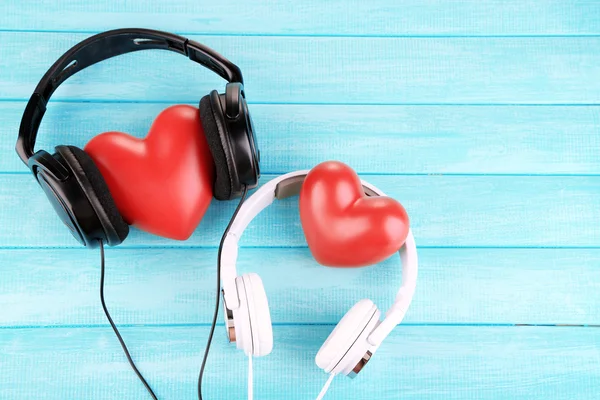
[220,170,418,346]
[16,28,244,164]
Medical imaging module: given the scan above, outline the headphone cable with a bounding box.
[198,185,249,400]
[316,373,336,400]
[99,239,159,400]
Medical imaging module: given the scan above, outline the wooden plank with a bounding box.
[2,0,600,36]
[1,248,598,327]
[3,101,600,174]
[1,174,598,248]
[2,33,600,104]
[1,325,598,399]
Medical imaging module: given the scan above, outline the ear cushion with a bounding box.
[55,145,129,246]
[199,92,236,201]
[234,273,273,356]
[333,309,380,376]
[315,299,380,374]
[243,273,273,356]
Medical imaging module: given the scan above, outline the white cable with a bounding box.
[316,373,336,400]
[248,354,253,400]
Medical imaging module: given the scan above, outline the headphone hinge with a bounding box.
[222,279,240,310]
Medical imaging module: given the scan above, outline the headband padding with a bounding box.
[200,93,235,200]
[56,145,129,245]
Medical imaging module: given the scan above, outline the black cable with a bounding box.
[99,239,159,400]
[198,185,249,400]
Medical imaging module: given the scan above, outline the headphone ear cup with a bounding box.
[199,92,237,201]
[245,273,273,356]
[232,273,273,356]
[315,299,380,376]
[55,145,129,246]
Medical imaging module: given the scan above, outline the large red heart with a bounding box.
[85,105,215,240]
[299,161,410,267]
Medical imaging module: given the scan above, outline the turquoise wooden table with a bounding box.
[1,1,600,399]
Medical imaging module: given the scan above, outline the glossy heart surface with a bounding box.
[299,161,410,267]
[85,105,215,240]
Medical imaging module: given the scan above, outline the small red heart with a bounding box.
[85,105,215,241]
[299,161,410,267]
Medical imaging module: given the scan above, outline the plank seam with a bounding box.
[3,29,600,38]
[0,245,599,250]
[4,171,600,178]
[2,99,600,107]
[1,323,598,330]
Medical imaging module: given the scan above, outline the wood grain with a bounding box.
[3,101,600,174]
[0,248,598,327]
[1,0,599,36]
[1,325,598,400]
[2,2,599,398]
[2,33,600,104]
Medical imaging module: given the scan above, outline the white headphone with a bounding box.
[219,170,418,397]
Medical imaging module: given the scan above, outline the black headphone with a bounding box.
[16,28,260,248]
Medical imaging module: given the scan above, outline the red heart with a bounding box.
[299,161,410,267]
[85,105,215,241]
